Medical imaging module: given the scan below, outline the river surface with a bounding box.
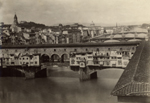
[0,65,136,103]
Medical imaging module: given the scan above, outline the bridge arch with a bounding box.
[61,54,69,63]
[40,54,50,63]
[114,34,122,38]
[104,39,120,43]
[125,33,135,38]
[51,54,60,62]
[136,33,147,38]
[127,39,142,42]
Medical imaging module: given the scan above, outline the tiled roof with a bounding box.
[111,40,150,96]
[22,32,30,40]
[14,52,21,58]
[51,28,60,32]
[2,24,11,28]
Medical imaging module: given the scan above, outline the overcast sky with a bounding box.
[0,0,150,26]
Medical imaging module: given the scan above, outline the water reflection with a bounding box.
[0,67,126,103]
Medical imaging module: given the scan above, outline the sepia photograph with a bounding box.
[0,0,150,103]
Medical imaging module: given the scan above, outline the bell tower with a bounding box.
[13,14,18,25]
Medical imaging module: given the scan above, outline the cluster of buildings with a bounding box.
[1,14,149,72]
[1,14,148,46]
[1,51,41,68]
[70,46,136,68]
[0,14,112,45]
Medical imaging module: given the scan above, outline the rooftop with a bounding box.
[111,40,150,96]
[1,41,140,49]
[2,24,11,28]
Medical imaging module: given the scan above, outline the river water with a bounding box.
[0,66,131,103]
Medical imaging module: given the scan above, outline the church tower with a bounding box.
[11,14,20,33]
[13,14,18,25]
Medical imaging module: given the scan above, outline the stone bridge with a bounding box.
[1,42,139,63]
[89,32,148,43]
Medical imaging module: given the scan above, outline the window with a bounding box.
[35,61,37,64]
[97,48,99,51]
[54,49,56,52]
[20,58,21,60]
[76,57,80,60]
[11,62,14,64]
[120,48,122,50]
[106,53,109,56]
[74,49,77,52]
[26,58,28,60]
[71,59,75,64]
[132,47,134,50]
[64,49,66,51]
[88,56,92,58]
[23,58,24,60]
[86,49,88,51]
[20,62,22,64]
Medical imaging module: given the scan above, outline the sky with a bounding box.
[0,0,150,26]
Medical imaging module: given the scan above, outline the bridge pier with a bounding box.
[79,62,97,81]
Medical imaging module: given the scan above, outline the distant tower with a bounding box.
[13,14,18,25]
[11,14,19,33]
[116,23,118,28]
[59,24,63,34]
